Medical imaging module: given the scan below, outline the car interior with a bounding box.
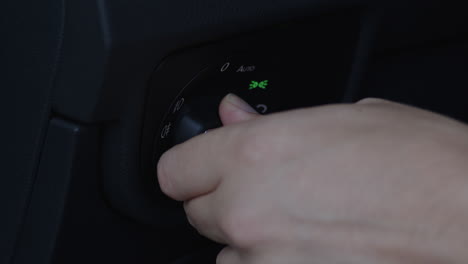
[3,1,468,263]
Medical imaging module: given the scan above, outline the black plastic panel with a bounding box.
[12,119,98,264]
[361,39,468,123]
[1,1,64,262]
[51,0,358,123]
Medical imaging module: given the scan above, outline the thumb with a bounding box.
[218,93,261,125]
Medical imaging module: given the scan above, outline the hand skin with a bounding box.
[157,94,468,264]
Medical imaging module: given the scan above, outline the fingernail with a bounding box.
[225,93,258,114]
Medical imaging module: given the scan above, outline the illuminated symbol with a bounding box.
[255,104,268,114]
[160,123,172,139]
[173,98,185,113]
[220,62,230,72]
[249,80,269,90]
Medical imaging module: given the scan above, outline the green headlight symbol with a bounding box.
[249,80,269,90]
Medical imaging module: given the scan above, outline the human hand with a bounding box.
[158,94,468,263]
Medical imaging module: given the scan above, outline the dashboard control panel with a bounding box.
[102,10,362,229]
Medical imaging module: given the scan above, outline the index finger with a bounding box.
[156,129,228,201]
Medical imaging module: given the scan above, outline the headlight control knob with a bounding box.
[170,96,223,146]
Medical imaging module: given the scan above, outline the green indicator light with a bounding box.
[249,80,269,90]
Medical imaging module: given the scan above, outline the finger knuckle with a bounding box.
[356,97,391,105]
[234,133,271,166]
[219,211,261,247]
[216,247,234,264]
